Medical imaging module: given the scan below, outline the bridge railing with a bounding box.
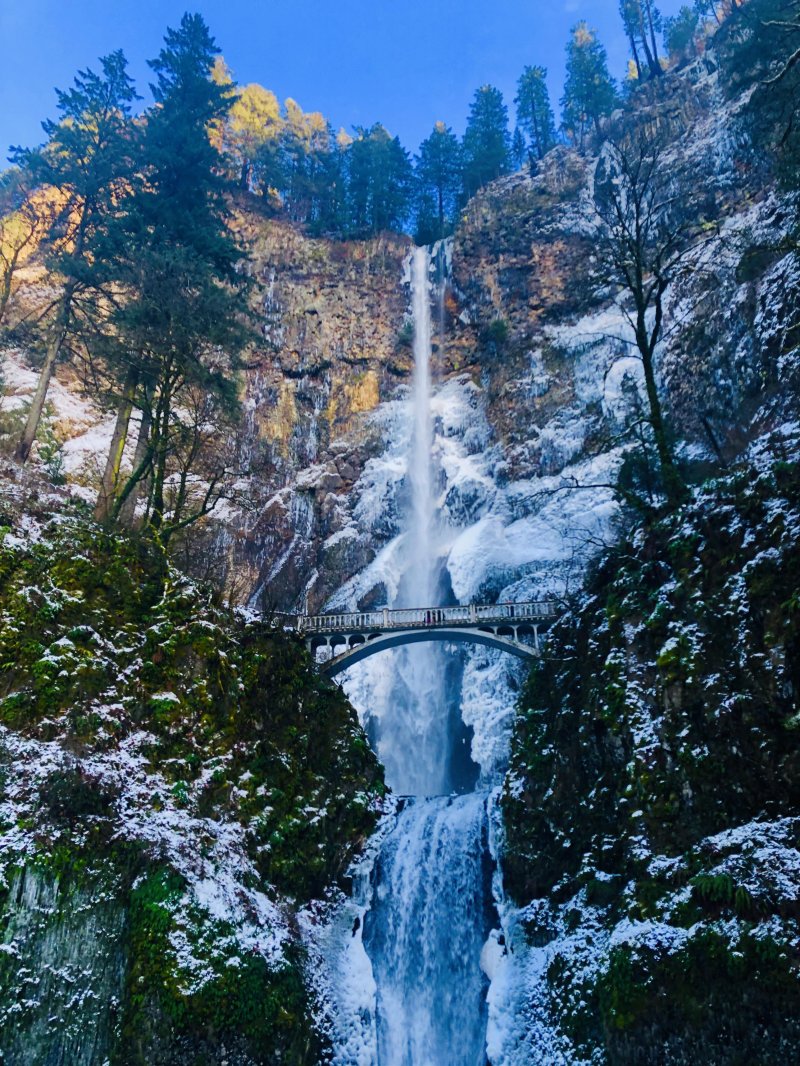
[297,601,558,633]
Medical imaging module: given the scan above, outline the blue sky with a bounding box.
[0,0,686,161]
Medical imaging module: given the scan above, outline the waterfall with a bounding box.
[405,245,436,610]
[331,246,494,1066]
[370,246,455,798]
[363,794,493,1066]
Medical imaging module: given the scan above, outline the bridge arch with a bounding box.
[319,626,539,678]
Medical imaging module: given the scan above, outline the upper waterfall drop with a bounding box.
[354,244,472,799]
[404,245,437,610]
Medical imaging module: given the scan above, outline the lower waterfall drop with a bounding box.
[363,794,493,1066]
[349,246,495,1066]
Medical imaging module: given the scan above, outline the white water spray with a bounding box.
[354,247,492,1063]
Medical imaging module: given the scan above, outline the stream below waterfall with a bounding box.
[329,246,500,1066]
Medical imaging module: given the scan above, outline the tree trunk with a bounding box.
[14,307,69,463]
[532,111,542,159]
[644,0,662,73]
[636,6,661,79]
[0,250,20,326]
[148,389,172,532]
[0,275,11,326]
[94,368,138,521]
[636,304,684,506]
[115,403,153,526]
[628,32,643,80]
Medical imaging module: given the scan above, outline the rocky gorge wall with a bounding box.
[2,55,794,619]
[227,53,798,622]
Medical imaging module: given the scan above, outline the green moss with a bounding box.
[0,516,383,898]
[121,867,319,1064]
[598,928,799,1052]
[598,947,649,1032]
[502,453,800,1059]
[0,515,385,1060]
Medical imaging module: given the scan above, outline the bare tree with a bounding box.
[107,373,240,549]
[159,385,238,546]
[592,129,714,507]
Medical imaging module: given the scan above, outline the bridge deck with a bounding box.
[297,601,558,635]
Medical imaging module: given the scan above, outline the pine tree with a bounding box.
[414,122,463,242]
[309,130,348,235]
[619,0,664,80]
[10,51,138,463]
[561,23,618,151]
[462,85,511,197]
[515,66,557,161]
[347,124,413,236]
[98,14,253,532]
[276,99,332,224]
[664,6,700,62]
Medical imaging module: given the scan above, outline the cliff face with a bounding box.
[201,214,413,612]
[237,54,796,622]
[2,55,794,617]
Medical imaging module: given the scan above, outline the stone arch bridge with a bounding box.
[292,602,559,678]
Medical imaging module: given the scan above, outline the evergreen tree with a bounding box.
[98,14,253,532]
[309,131,348,235]
[276,99,333,224]
[347,124,413,236]
[561,23,618,151]
[515,66,557,161]
[462,85,512,197]
[664,6,700,61]
[10,51,138,463]
[619,0,664,80]
[414,122,463,242]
